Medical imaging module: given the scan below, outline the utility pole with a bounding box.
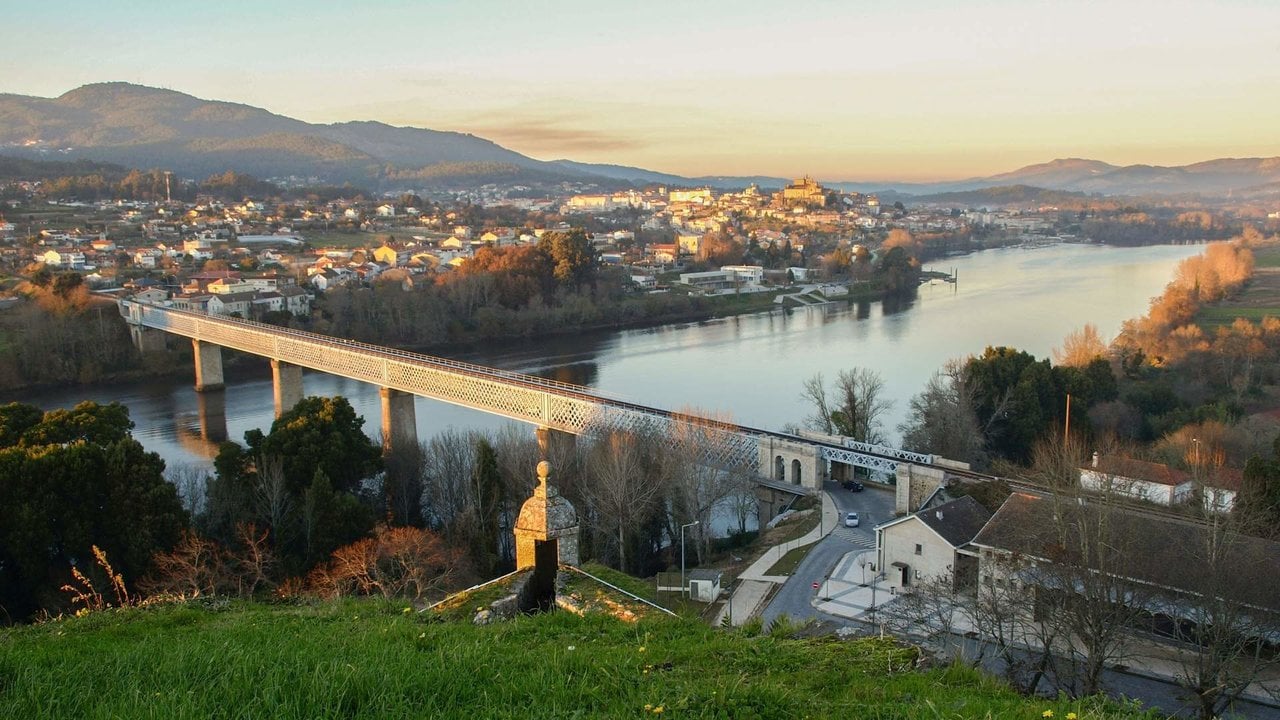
[1063,393,1072,444]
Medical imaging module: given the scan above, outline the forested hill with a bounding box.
[0,83,593,187]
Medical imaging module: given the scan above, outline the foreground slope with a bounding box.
[0,600,1156,719]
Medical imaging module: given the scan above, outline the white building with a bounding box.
[875,496,990,593]
[1080,454,1191,507]
[678,270,735,291]
[720,265,765,284]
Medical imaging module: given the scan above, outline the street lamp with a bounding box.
[680,520,700,599]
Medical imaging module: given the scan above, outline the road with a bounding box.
[760,479,893,626]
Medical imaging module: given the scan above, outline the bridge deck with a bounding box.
[120,301,946,477]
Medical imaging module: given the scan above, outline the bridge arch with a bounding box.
[759,437,822,491]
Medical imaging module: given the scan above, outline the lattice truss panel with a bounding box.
[820,446,901,473]
[572,404,762,474]
[386,360,546,423]
[842,438,931,465]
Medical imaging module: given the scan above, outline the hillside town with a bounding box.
[0,174,1090,315]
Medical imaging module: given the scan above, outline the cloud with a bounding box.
[464,116,644,155]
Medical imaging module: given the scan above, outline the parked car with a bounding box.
[844,512,860,528]
[841,480,865,492]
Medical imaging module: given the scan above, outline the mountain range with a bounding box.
[2,83,1279,199]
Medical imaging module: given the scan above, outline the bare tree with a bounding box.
[419,429,479,533]
[253,454,292,544]
[898,359,986,466]
[800,373,835,435]
[801,368,892,444]
[661,409,755,562]
[1039,492,1154,696]
[230,522,276,598]
[383,441,425,527]
[166,463,209,519]
[879,572,967,659]
[1165,509,1280,719]
[581,430,664,573]
[966,554,1065,695]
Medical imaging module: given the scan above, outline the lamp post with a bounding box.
[680,520,700,599]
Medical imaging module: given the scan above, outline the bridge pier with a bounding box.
[130,325,166,353]
[271,360,303,418]
[380,388,418,456]
[895,463,947,515]
[192,340,224,392]
[535,426,576,463]
[759,436,823,490]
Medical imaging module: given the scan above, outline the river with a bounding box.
[9,242,1203,474]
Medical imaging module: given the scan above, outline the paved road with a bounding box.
[761,480,893,625]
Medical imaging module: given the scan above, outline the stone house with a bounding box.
[875,496,991,593]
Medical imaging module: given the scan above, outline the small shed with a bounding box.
[687,569,722,603]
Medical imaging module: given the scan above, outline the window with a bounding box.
[914,543,922,556]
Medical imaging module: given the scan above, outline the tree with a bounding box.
[661,409,753,563]
[1053,324,1109,368]
[1162,511,1280,719]
[0,402,186,620]
[537,229,597,290]
[965,347,1062,463]
[582,430,665,574]
[801,368,892,444]
[469,439,505,573]
[898,360,986,466]
[245,396,382,495]
[877,245,919,298]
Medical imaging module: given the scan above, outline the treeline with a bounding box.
[0,393,756,622]
[0,276,187,390]
[309,230,725,345]
[1,159,368,204]
[1080,210,1241,246]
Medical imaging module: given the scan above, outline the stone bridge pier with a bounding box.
[380,388,418,456]
[758,436,824,490]
[271,360,303,418]
[192,340,224,392]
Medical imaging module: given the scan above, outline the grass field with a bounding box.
[765,543,815,576]
[0,599,1157,719]
[1197,244,1280,330]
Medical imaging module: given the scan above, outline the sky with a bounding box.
[3,0,1279,181]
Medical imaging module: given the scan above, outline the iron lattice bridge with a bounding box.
[119,301,934,476]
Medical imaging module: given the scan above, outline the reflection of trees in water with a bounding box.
[541,362,599,387]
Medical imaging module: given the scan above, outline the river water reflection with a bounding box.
[10,242,1203,473]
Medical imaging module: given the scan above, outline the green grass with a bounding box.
[765,542,816,576]
[0,599,1158,719]
[1197,306,1280,329]
[1251,245,1280,269]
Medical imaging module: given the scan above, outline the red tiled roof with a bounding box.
[1086,456,1188,487]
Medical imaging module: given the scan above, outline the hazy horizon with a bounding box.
[3,0,1278,182]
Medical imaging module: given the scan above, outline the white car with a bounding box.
[844,512,860,528]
